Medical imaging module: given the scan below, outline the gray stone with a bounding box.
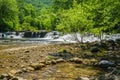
[99,60,116,69]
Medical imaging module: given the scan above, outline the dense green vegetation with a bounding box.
[0,0,120,33]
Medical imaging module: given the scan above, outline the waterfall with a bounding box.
[0,31,120,43]
[44,31,60,39]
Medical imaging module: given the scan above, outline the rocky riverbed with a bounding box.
[0,40,120,80]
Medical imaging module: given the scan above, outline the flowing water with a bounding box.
[0,31,120,45]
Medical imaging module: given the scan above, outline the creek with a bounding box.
[0,31,120,45]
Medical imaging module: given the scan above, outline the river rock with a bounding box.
[10,70,23,75]
[45,61,52,65]
[56,58,65,63]
[98,60,116,70]
[51,60,57,64]
[22,66,35,72]
[30,63,45,70]
[69,57,82,63]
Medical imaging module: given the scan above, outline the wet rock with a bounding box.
[99,60,116,70]
[90,47,100,53]
[69,57,82,63]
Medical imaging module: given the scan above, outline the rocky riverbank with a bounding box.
[0,40,120,80]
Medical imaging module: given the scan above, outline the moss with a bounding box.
[45,56,55,60]
[57,49,68,53]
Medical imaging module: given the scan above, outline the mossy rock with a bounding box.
[58,49,67,53]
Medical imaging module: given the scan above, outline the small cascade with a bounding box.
[3,32,23,39]
[0,31,120,44]
[39,31,47,38]
[0,33,4,38]
[105,33,120,41]
[23,32,32,38]
[58,33,120,43]
[44,31,60,39]
[23,31,41,38]
[58,34,78,43]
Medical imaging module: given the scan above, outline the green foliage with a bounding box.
[0,0,19,31]
[0,0,120,33]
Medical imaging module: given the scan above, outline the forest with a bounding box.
[0,0,120,34]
